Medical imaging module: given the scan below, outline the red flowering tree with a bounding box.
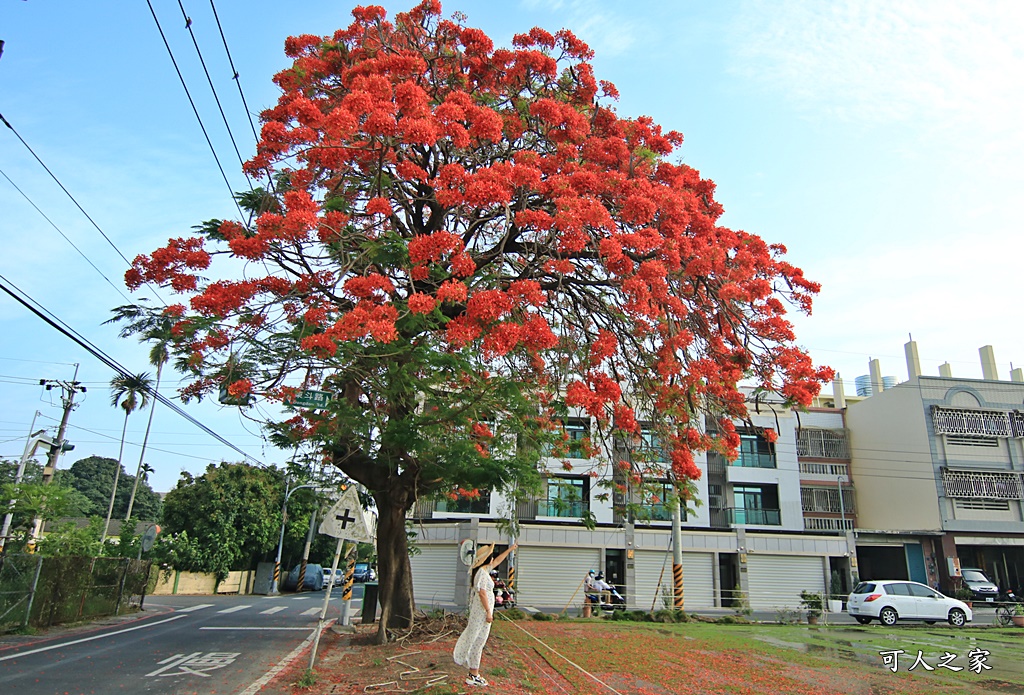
[125,1,832,642]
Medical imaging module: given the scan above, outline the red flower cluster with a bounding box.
[127,0,833,491]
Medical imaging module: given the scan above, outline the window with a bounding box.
[544,418,591,459]
[954,498,1011,511]
[539,476,588,517]
[885,583,912,596]
[735,434,776,468]
[908,583,941,599]
[642,481,682,521]
[637,426,666,462]
[731,484,780,525]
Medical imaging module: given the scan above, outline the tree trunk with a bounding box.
[373,487,415,645]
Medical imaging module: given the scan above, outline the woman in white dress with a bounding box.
[454,542,517,687]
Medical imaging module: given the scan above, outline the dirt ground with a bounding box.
[263,614,1022,695]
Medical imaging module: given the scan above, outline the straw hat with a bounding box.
[472,543,496,568]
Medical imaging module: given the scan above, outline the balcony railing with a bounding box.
[732,452,776,469]
[801,486,856,514]
[726,507,781,525]
[536,500,588,518]
[803,516,855,532]
[941,469,1024,500]
[796,428,850,459]
[932,406,1013,438]
[799,461,850,479]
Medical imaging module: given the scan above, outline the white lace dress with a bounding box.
[453,568,494,670]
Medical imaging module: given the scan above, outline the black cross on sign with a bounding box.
[335,509,357,529]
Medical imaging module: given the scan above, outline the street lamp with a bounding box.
[269,480,319,595]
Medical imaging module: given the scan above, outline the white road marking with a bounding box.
[177,604,214,613]
[238,622,333,695]
[217,604,252,614]
[0,615,186,663]
[200,626,311,631]
[291,595,311,600]
[260,606,287,615]
[300,607,321,616]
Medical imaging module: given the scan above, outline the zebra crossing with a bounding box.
[171,597,362,619]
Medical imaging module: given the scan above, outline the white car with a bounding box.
[847,580,972,627]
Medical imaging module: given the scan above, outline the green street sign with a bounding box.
[287,389,334,409]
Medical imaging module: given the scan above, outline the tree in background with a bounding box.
[124,2,832,640]
[57,456,162,522]
[103,373,152,544]
[160,462,284,580]
[1,461,91,553]
[107,304,173,522]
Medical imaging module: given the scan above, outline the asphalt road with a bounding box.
[0,586,365,695]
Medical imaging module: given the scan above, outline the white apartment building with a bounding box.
[408,398,852,613]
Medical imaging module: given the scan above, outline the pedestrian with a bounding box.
[454,542,517,687]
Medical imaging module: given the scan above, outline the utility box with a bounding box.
[362,582,379,623]
[252,562,277,595]
[947,557,962,578]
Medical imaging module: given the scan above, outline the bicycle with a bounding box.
[996,603,1015,626]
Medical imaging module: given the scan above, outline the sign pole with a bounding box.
[309,536,344,672]
[340,542,357,626]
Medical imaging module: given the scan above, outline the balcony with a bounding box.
[803,516,855,532]
[731,452,776,469]
[726,507,781,526]
[536,500,588,518]
[796,428,850,459]
[799,461,850,481]
[801,486,856,514]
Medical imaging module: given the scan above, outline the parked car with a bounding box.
[321,567,334,589]
[847,580,972,627]
[353,562,376,582]
[960,568,999,603]
[282,563,324,591]
[334,568,344,587]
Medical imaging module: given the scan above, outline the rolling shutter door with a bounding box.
[746,554,824,610]
[516,546,601,609]
[411,545,458,605]
[634,551,715,610]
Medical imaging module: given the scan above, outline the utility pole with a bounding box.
[39,365,85,485]
[1,411,42,550]
[31,366,85,541]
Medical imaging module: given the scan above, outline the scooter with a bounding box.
[493,579,515,609]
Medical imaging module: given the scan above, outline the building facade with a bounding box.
[845,343,1024,596]
[408,396,853,613]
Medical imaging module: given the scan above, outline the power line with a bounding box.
[0,272,264,467]
[144,0,246,222]
[208,0,260,143]
[176,1,254,188]
[0,165,133,304]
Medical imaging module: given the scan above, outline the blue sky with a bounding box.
[2,1,1022,492]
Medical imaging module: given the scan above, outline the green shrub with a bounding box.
[532,612,553,621]
[501,607,527,620]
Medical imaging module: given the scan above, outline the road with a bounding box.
[0,586,365,695]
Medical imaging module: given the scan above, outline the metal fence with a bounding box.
[0,555,151,633]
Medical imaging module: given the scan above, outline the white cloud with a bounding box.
[730,0,1024,134]
[516,0,638,57]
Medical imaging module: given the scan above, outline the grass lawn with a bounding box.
[272,616,1024,695]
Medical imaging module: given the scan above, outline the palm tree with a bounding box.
[102,372,152,545]
[107,304,172,522]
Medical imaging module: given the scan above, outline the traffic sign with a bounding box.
[319,487,374,542]
[285,389,334,409]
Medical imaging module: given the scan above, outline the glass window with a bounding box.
[961,569,989,582]
[852,582,876,594]
[908,583,941,599]
[735,434,776,468]
[435,490,491,514]
[885,583,912,595]
[540,476,587,517]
